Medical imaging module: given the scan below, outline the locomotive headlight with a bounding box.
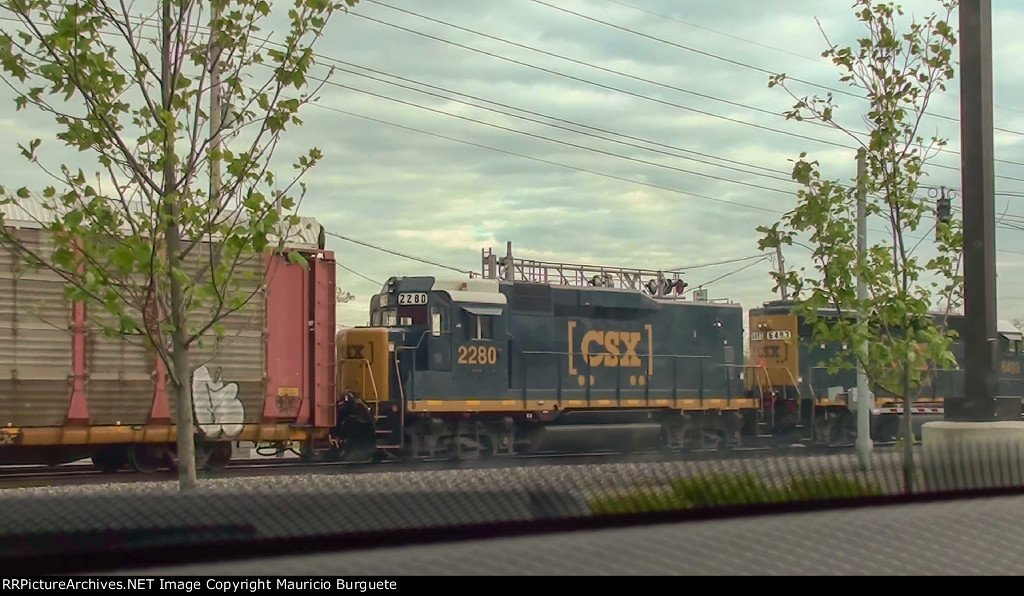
[713,319,722,328]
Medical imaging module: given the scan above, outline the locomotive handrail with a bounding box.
[338,358,382,404]
[726,363,773,428]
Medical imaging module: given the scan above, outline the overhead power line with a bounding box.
[363,0,839,133]
[328,62,1024,214]
[531,0,1024,135]
[666,254,767,273]
[352,5,1024,183]
[322,70,1024,228]
[601,0,824,64]
[324,230,475,276]
[317,76,795,196]
[331,61,794,185]
[310,102,783,214]
[309,100,1024,259]
[693,255,772,289]
[348,12,861,151]
[335,261,380,285]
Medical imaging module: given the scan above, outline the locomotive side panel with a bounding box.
[506,284,747,408]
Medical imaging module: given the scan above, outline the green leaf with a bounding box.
[110,245,135,272]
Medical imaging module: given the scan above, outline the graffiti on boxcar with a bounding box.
[192,365,245,439]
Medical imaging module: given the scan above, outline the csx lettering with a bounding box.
[581,330,642,367]
[757,346,781,359]
[346,345,364,359]
[1002,360,1021,375]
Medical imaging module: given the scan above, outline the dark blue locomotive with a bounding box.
[334,248,758,460]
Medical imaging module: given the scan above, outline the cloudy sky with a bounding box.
[3,0,1024,329]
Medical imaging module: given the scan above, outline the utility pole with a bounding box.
[774,242,788,301]
[210,1,223,211]
[948,0,1016,421]
[922,0,1024,494]
[855,151,872,470]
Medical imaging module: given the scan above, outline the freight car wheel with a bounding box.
[128,444,166,474]
[166,442,213,471]
[204,442,232,471]
[91,446,127,473]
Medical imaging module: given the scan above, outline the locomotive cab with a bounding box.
[335,276,511,458]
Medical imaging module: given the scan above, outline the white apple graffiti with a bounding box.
[192,365,244,438]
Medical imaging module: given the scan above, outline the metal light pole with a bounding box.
[855,151,872,469]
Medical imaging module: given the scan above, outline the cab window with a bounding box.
[474,315,493,340]
[431,307,445,336]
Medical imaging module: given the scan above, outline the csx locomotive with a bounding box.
[746,301,1024,446]
[334,263,753,460]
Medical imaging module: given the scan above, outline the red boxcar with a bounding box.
[0,198,337,472]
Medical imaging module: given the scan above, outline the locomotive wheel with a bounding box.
[447,435,486,461]
[717,432,734,453]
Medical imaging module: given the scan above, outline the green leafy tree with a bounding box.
[759,0,962,491]
[0,0,358,490]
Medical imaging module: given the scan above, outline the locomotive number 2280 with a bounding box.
[458,345,498,365]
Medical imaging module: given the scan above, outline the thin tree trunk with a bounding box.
[169,314,197,491]
[161,0,197,491]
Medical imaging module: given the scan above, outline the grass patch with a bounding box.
[588,471,884,514]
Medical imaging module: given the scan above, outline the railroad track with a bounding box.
[0,442,887,489]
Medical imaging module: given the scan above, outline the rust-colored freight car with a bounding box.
[0,198,337,472]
